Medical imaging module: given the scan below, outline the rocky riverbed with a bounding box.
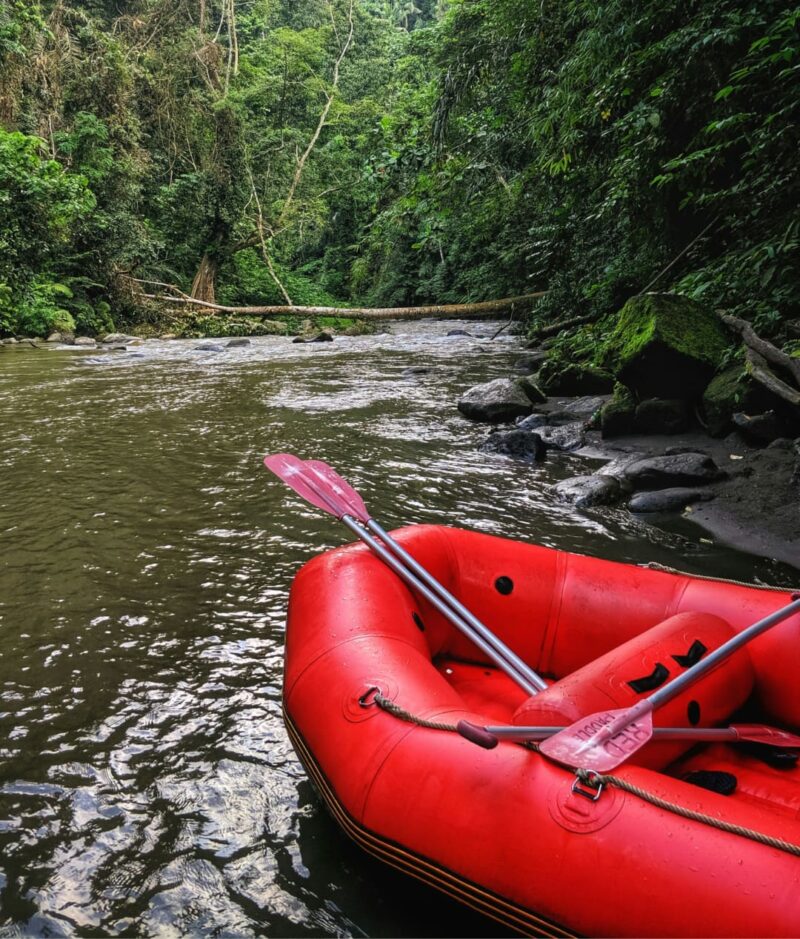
[456,297,800,571]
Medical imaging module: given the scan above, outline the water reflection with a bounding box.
[0,323,796,936]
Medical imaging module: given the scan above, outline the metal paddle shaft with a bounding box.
[264,454,547,696]
[364,517,548,693]
[539,594,800,772]
[456,719,800,750]
[303,461,547,693]
[335,515,540,695]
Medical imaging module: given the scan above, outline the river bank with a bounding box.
[459,379,799,573]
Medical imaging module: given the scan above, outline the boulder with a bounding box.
[622,452,722,490]
[537,421,585,452]
[226,338,251,348]
[516,413,548,431]
[73,337,96,347]
[554,475,624,508]
[46,332,63,343]
[537,362,614,396]
[513,351,547,374]
[101,332,134,344]
[602,293,729,398]
[634,398,689,435]
[600,384,636,438]
[701,366,778,437]
[732,410,786,445]
[292,331,334,344]
[517,376,547,404]
[551,395,609,421]
[447,329,472,337]
[159,333,179,340]
[195,342,224,352]
[629,487,715,513]
[479,429,546,461]
[457,378,534,423]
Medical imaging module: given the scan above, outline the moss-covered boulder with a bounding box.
[516,376,547,404]
[600,384,636,438]
[536,361,614,395]
[701,366,779,437]
[602,293,729,399]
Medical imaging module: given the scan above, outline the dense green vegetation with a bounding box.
[0,0,797,339]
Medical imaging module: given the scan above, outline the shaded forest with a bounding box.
[0,0,798,341]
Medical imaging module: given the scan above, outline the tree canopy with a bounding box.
[0,0,797,338]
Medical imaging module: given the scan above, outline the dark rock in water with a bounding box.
[634,398,690,435]
[767,437,794,451]
[555,475,624,508]
[402,366,434,379]
[629,487,714,513]
[537,362,614,396]
[623,452,722,490]
[538,421,585,452]
[601,293,728,399]
[457,378,533,423]
[195,342,224,352]
[447,329,472,337]
[516,413,548,431]
[600,384,636,438]
[294,331,334,344]
[732,410,785,445]
[517,376,547,404]
[480,429,546,461]
[226,338,251,348]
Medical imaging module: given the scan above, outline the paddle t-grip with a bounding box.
[457,720,499,749]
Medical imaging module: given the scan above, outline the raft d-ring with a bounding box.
[572,771,605,802]
[358,685,381,708]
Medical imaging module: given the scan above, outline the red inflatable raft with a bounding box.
[283,525,800,937]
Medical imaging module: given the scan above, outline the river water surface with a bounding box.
[1,322,797,937]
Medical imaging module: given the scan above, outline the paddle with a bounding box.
[538,594,800,772]
[264,453,548,696]
[456,718,800,750]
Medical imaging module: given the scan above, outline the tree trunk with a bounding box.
[190,252,219,303]
[134,286,546,320]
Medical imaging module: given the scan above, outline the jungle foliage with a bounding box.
[0,0,797,338]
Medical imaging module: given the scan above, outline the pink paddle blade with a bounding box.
[304,460,370,523]
[264,453,347,518]
[734,724,800,747]
[539,707,654,772]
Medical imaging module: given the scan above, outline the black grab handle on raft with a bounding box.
[457,720,499,749]
[627,662,670,694]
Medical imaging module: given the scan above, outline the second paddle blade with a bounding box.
[539,707,654,772]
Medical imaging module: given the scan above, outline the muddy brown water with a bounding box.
[1,323,797,937]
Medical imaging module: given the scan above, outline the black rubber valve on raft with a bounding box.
[457,720,499,749]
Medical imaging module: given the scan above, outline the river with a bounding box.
[0,322,797,937]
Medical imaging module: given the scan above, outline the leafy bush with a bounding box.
[13,279,77,337]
